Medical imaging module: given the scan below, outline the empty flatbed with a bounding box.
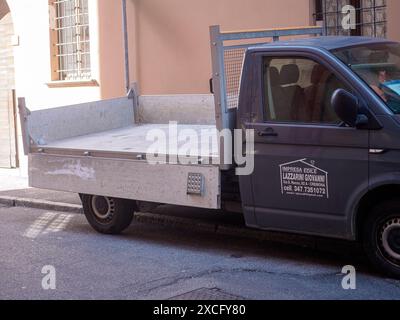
[21,97,221,209]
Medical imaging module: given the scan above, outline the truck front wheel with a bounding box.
[363,200,400,279]
[81,194,136,235]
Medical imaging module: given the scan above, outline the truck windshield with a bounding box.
[332,43,400,114]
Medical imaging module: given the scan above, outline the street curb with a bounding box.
[0,197,15,207]
[0,196,83,214]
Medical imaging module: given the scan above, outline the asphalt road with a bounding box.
[1,204,400,300]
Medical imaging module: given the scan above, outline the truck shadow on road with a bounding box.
[74,208,381,280]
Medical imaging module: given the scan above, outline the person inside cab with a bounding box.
[371,70,388,102]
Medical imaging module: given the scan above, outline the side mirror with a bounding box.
[331,89,360,127]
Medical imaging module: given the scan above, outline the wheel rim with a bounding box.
[91,196,115,223]
[379,217,400,263]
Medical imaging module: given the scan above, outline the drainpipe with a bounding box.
[122,0,130,94]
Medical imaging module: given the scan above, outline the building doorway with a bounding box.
[0,0,18,168]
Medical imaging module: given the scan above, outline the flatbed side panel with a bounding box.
[28,97,134,145]
[29,154,221,209]
[138,94,216,125]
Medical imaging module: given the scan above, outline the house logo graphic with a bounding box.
[279,159,329,199]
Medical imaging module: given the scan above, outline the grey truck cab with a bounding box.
[19,26,400,278]
[238,37,400,278]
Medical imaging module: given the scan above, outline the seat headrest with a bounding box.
[280,64,300,85]
[268,67,280,86]
[311,64,326,84]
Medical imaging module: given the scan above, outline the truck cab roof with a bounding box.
[249,36,396,52]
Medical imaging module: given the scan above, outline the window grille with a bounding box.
[52,0,91,81]
[314,0,387,38]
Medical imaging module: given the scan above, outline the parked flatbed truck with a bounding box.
[19,26,400,278]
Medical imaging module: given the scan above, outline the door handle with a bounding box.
[258,128,278,137]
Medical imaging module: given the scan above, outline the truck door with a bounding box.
[247,54,369,238]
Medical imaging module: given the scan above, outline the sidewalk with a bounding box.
[0,168,29,191]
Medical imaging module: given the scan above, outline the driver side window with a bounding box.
[263,57,350,125]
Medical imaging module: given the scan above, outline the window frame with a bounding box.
[48,0,93,84]
[314,0,387,38]
[257,51,364,127]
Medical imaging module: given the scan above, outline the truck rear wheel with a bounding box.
[363,200,400,279]
[81,194,136,235]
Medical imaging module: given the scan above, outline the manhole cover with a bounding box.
[170,288,244,300]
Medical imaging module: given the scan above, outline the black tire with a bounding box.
[81,194,136,235]
[363,200,400,279]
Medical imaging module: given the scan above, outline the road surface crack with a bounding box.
[127,267,338,295]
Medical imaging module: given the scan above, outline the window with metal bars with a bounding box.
[50,0,91,81]
[314,0,387,38]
